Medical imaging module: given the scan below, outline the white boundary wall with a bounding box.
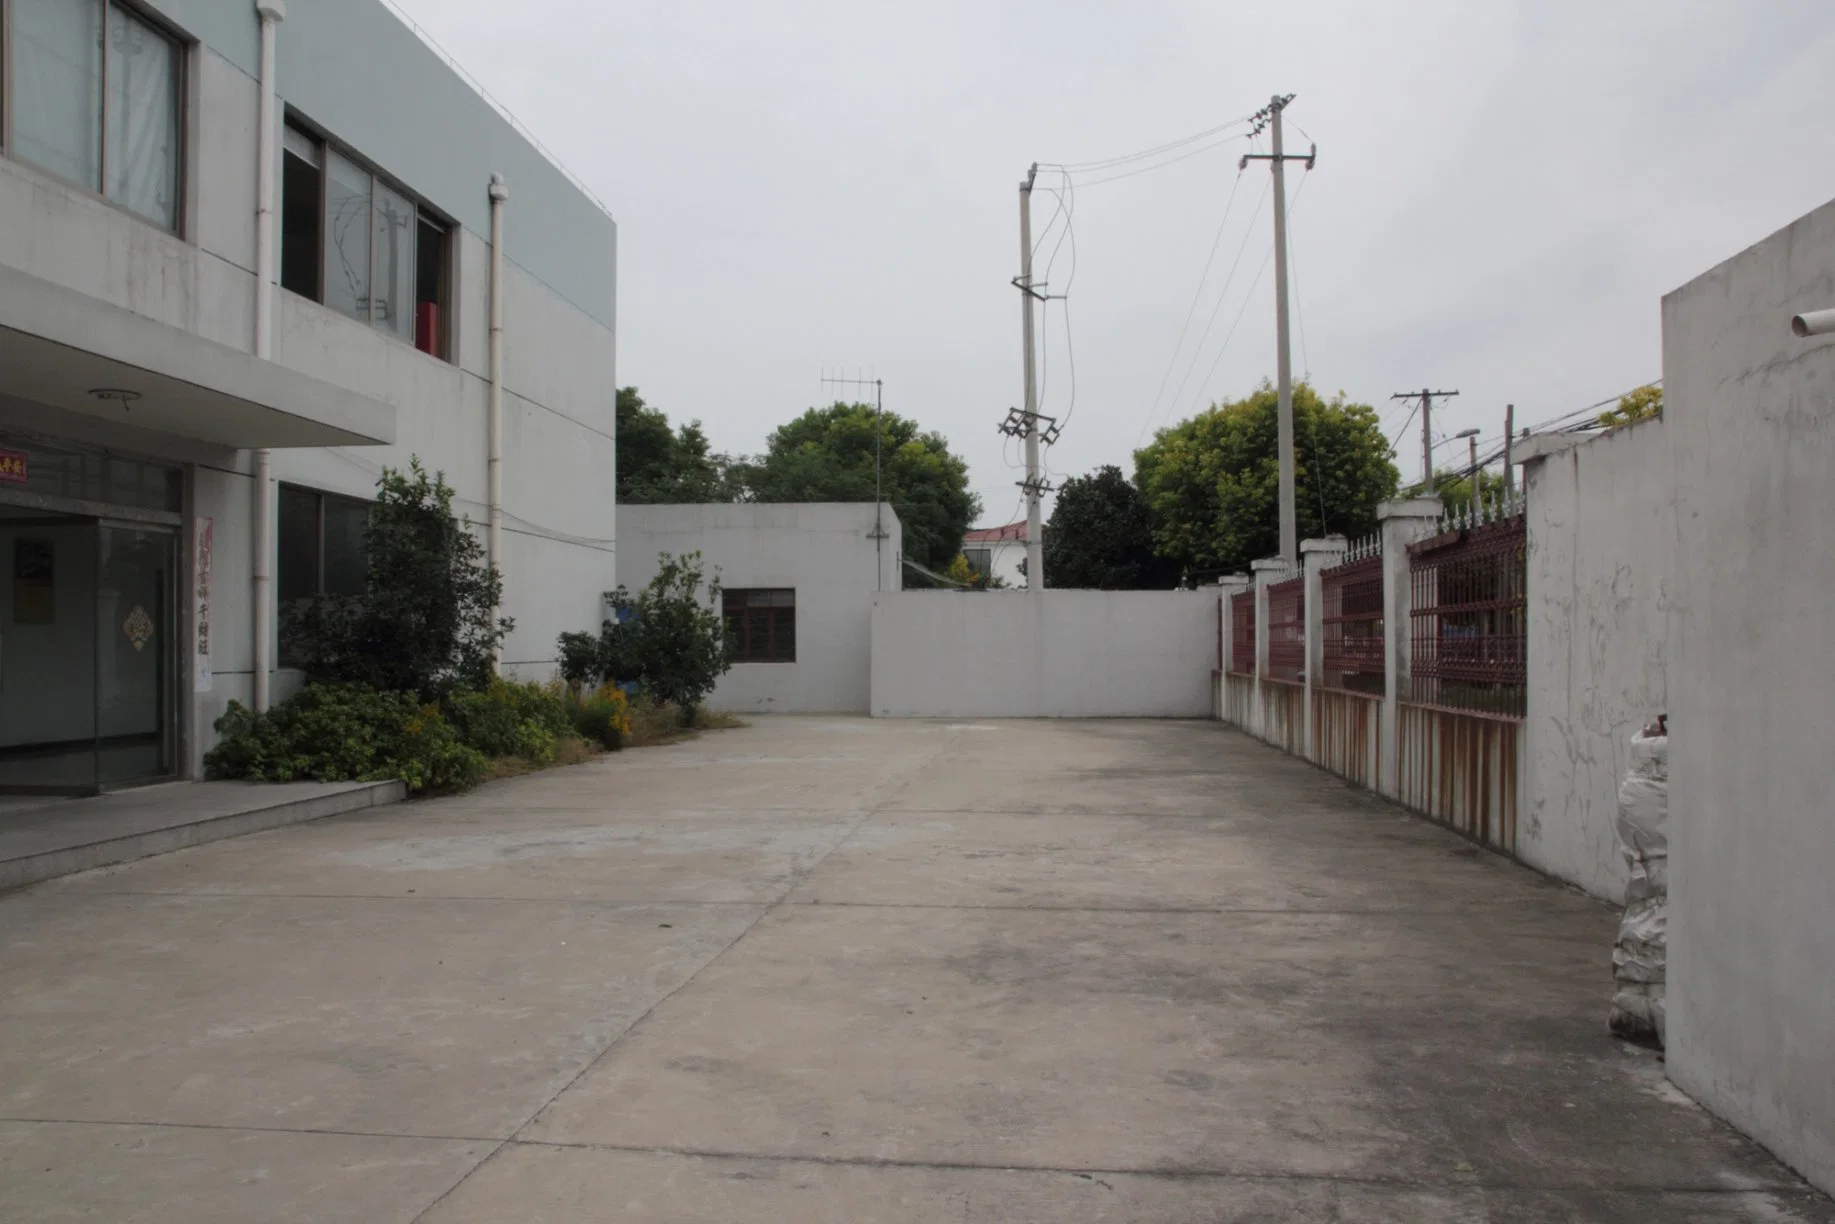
[1661,195,1835,1195]
[870,591,1215,718]
[1520,418,1670,902]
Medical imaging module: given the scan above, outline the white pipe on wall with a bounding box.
[1791,308,1835,338]
[251,0,285,712]
[487,173,508,669]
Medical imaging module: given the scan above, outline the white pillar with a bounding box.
[1301,535,1348,761]
[1378,498,1444,797]
[250,1,285,713]
[1250,557,1290,742]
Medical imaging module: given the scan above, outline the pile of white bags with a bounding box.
[1610,718,1668,1046]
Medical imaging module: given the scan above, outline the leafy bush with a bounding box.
[283,460,511,701]
[204,684,486,794]
[556,552,731,724]
[569,684,632,750]
[445,678,570,763]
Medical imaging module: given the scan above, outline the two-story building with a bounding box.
[0,0,617,793]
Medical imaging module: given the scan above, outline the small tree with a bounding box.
[1599,384,1662,428]
[286,459,510,700]
[559,552,731,724]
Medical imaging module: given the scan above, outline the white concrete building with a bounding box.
[961,519,1030,588]
[618,503,900,715]
[0,0,616,793]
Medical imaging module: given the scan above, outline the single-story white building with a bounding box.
[961,519,1031,588]
[616,503,899,714]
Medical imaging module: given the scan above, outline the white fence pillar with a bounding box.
[1378,498,1444,797]
[1250,557,1288,741]
[1301,536,1348,762]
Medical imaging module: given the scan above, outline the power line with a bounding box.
[1065,133,1249,188]
[1042,114,1253,174]
[1140,164,1248,438]
[1138,175,1272,443]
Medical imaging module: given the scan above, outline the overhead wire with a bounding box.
[1041,114,1253,174]
[1140,163,1248,442]
[1137,174,1272,444]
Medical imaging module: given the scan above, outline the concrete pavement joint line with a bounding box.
[0,1115,500,1144]
[409,732,964,1223]
[54,890,771,906]
[498,1138,1793,1194]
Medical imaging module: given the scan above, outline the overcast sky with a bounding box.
[393,0,1835,524]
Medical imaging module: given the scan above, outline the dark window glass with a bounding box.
[723,589,795,663]
[276,485,368,666]
[280,126,322,298]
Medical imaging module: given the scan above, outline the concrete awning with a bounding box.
[0,264,395,449]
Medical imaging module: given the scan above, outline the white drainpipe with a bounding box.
[251,0,285,711]
[487,173,508,669]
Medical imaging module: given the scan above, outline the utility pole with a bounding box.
[1391,388,1459,494]
[1502,403,1515,495]
[1456,427,1481,494]
[1241,95,1315,561]
[1016,163,1045,588]
[821,370,888,590]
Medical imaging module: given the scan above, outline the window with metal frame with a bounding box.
[280,119,452,359]
[1264,575,1305,684]
[277,485,369,666]
[2,0,184,231]
[723,588,795,663]
[1406,515,1526,717]
[1320,552,1384,695]
[1228,588,1256,676]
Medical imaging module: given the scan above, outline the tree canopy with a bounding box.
[741,402,979,572]
[616,387,742,503]
[1134,381,1398,575]
[1042,465,1176,589]
[1599,383,1662,428]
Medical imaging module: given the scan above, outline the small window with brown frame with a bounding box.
[723,588,795,663]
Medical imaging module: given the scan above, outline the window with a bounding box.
[723,589,795,663]
[963,548,992,577]
[2,0,182,230]
[280,120,450,358]
[277,485,368,665]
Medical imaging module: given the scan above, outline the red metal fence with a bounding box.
[1229,589,1256,676]
[1320,552,1384,695]
[1406,514,1527,717]
[1264,575,1305,684]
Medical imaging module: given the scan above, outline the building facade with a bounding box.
[0,0,617,793]
[618,503,899,715]
[961,519,1030,589]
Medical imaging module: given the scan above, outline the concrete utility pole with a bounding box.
[1241,95,1316,561]
[1503,403,1515,495]
[1391,388,1460,494]
[1017,164,1045,588]
[1456,427,1481,496]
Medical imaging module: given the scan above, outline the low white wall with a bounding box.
[870,590,1215,718]
[1661,194,1835,1195]
[1520,419,1670,902]
[618,503,898,714]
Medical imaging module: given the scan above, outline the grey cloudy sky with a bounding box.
[393,0,1835,524]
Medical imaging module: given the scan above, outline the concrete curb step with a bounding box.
[0,780,407,892]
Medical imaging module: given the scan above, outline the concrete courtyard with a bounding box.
[1,717,1828,1222]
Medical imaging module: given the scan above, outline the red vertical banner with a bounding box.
[194,516,214,692]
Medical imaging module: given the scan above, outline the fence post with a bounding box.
[1218,573,1251,725]
[1377,498,1445,798]
[1250,557,1288,742]
[1301,536,1348,762]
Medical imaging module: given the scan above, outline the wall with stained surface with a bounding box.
[1520,420,1670,902]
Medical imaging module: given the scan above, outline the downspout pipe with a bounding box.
[252,0,285,712]
[487,173,508,670]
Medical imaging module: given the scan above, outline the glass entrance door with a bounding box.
[0,515,178,795]
[95,524,178,789]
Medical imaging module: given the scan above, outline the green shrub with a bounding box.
[569,684,631,750]
[283,460,511,701]
[444,677,569,760]
[556,551,731,725]
[204,684,486,794]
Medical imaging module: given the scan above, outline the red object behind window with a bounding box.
[415,303,440,356]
